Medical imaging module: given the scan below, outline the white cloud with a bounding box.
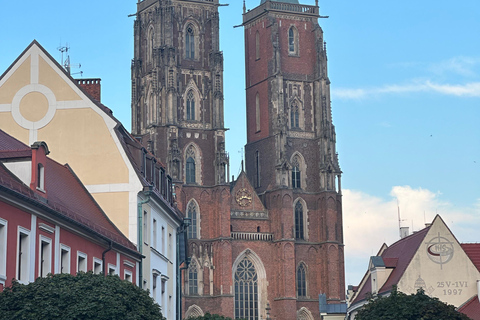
[332,80,480,100]
[429,57,480,77]
[343,186,480,286]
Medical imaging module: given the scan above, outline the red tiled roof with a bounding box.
[379,227,430,293]
[458,295,480,320]
[351,227,431,305]
[0,130,32,159]
[461,243,480,272]
[383,258,398,268]
[0,130,138,254]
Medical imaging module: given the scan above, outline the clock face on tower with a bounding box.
[236,188,252,207]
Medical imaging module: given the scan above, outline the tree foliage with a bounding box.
[0,272,164,320]
[356,287,470,320]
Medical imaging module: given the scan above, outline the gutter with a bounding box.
[102,241,113,276]
[137,185,152,288]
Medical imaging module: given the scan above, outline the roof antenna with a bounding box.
[397,199,401,238]
[397,199,407,238]
[57,43,82,76]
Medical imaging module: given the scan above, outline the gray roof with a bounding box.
[260,0,299,4]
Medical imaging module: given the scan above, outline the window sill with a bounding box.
[290,127,303,131]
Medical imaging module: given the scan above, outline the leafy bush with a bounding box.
[0,272,164,320]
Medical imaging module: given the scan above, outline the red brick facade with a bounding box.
[132,0,345,319]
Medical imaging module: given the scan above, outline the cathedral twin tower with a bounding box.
[132,0,345,319]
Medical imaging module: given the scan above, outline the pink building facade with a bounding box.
[0,129,142,290]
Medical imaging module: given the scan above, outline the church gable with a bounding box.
[398,215,480,307]
[230,171,267,219]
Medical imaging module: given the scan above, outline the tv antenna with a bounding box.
[397,199,407,238]
[57,43,83,76]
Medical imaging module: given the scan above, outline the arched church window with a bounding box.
[149,93,155,124]
[147,27,154,63]
[255,93,260,132]
[295,201,304,240]
[188,261,198,295]
[290,102,300,129]
[288,26,298,55]
[292,155,301,189]
[186,90,195,120]
[186,25,195,59]
[292,166,301,189]
[297,263,307,297]
[187,201,197,239]
[255,151,260,188]
[255,31,260,60]
[186,157,196,184]
[235,257,259,320]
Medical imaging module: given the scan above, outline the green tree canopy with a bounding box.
[0,272,164,320]
[356,287,470,320]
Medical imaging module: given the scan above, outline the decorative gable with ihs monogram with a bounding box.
[230,171,267,220]
[397,215,480,307]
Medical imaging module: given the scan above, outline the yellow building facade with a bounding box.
[0,41,183,318]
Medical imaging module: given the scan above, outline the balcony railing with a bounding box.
[243,0,319,24]
[231,232,273,241]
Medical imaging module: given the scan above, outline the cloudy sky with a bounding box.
[1,0,479,288]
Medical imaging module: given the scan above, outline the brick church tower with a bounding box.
[132,0,229,186]
[242,0,346,318]
[132,0,345,319]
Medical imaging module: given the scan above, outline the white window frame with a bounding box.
[108,263,117,276]
[37,163,45,191]
[143,210,149,245]
[77,251,87,273]
[38,235,52,277]
[60,244,71,274]
[93,257,103,275]
[162,226,166,254]
[0,219,7,285]
[124,269,133,283]
[17,227,31,284]
[168,232,172,260]
[153,219,157,250]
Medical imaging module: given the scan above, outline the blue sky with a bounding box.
[1,0,479,288]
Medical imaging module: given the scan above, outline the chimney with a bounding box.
[400,226,409,239]
[30,141,50,198]
[76,78,101,102]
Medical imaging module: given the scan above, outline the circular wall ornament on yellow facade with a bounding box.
[19,91,49,122]
[11,84,57,130]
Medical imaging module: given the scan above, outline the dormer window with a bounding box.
[288,26,299,56]
[37,164,45,191]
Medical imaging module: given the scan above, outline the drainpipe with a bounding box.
[138,186,152,288]
[177,217,190,320]
[102,241,113,276]
[477,280,480,303]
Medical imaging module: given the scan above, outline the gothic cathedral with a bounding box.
[132,0,345,319]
